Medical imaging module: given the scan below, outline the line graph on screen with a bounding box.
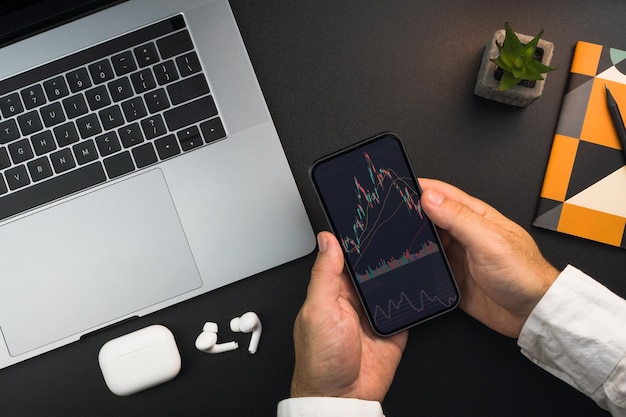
[373,290,458,326]
[339,151,439,281]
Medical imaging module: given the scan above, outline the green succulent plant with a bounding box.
[491,22,556,90]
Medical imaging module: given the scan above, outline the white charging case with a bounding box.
[98,325,181,396]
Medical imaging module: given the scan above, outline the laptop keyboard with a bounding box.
[0,15,226,222]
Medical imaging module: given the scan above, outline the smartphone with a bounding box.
[310,133,459,335]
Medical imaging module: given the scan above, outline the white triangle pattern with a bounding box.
[596,66,626,84]
[566,166,626,218]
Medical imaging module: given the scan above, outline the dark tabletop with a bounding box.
[2,0,625,415]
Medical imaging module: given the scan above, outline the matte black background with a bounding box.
[1,1,625,415]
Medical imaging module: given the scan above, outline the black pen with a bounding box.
[605,84,626,163]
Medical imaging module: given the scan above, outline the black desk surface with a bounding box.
[2,1,625,415]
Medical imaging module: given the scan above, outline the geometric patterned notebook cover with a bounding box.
[534,41,626,248]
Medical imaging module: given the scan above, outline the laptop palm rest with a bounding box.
[0,169,202,356]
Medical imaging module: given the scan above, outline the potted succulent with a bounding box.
[475,22,555,107]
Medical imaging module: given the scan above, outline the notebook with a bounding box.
[0,0,316,369]
[534,41,626,248]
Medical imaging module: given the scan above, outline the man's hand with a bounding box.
[419,178,559,338]
[290,232,408,401]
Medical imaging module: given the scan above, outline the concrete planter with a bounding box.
[474,29,554,107]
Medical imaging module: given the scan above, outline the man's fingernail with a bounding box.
[317,233,329,252]
[428,191,444,206]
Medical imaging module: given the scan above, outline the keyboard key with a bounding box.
[0,119,20,144]
[31,131,56,155]
[95,131,121,157]
[131,69,156,94]
[104,151,134,179]
[153,60,179,85]
[164,95,217,131]
[167,74,210,105]
[50,148,76,173]
[88,59,114,84]
[76,113,102,139]
[118,123,144,148]
[132,142,158,168]
[157,30,193,59]
[8,139,34,164]
[99,105,124,131]
[40,102,66,127]
[63,94,89,119]
[53,122,80,147]
[176,52,202,77]
[108,77,133,102]
[111,51,137,76]
[176,51,202,77]
[20,84,46,110]
[180,135,203,152]
[0,174,6,195]
[85,85,111,111]
[177,126,203,151]
[17,110,43,136]
[43,76,70,101]
[134,42,159,68]
[0,146,10,169]
[5,165,30,190]
[155,134,180,160]
[200,117,226,144]
[0,162,106,222]
[0,93,24,118]
[73,139,99,165]
[144,88,170,113]
[121,97,147,122]
[27,156,53,182]
[66,68,92,93]
[141,114,166,140]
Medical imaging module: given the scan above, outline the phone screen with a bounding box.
[311,133,459,335]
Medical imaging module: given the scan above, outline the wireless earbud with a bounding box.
[230,312,262,354]
[195,322,239,354]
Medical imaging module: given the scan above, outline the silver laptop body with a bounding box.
[0,0,315,369]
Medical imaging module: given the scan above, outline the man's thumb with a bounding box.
[421,189,489,250]
[308,232,346,298]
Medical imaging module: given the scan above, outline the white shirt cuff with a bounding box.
[518,265,626,398]
[277,397,384,417]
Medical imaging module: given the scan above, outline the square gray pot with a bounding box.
[474,29,554,107]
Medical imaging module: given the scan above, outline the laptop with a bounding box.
[0,0,315,369]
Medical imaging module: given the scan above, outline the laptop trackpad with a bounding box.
[0,169,202,356]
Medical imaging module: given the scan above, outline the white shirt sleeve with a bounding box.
[276,397,384,417]
[518,265,626,416]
